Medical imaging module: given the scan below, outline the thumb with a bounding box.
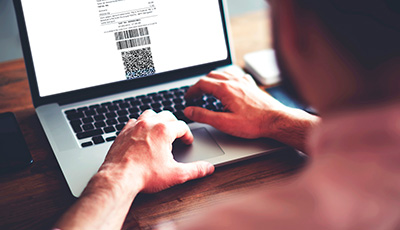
[178,161,215,183]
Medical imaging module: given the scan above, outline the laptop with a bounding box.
[14,0,287,197]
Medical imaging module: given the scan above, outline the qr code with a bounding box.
[122,47,156,79]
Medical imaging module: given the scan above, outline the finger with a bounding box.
[185,77,226,100]
[165,120,194,145]
[243,73,258,85]
[207,71,231,80]
[121,118,137,129]
[222,71,253,83]
[157,110,178,122]
[184,107,235,131]
[243,73,253,81]
[139,109,157,120]
[178,161,215,183]
[222,70,236,78]
[117,118,138,136]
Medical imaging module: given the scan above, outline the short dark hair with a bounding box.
[295,0,400,69]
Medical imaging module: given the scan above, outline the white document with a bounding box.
[21,0,228,97]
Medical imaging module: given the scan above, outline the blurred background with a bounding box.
[0,0,23,63]
[0,0,268,63]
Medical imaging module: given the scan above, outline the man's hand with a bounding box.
[101,110,215,194]
[184,71,319,151]
[185,71,285,139]
[55,111,214,230]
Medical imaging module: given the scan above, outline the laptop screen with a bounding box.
[20,0,228,97]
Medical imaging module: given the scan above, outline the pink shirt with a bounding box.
[303,102,400,229]
[176,102,400,229]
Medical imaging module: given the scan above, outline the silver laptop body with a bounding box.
[14,0,287,197]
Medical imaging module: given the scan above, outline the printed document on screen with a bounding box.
[21,0,228,97]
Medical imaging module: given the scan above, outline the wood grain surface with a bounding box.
[0,11,306,230]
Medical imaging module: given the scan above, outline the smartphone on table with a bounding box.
[0,112,33,174]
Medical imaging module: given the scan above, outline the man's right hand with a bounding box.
[184,71,319,152]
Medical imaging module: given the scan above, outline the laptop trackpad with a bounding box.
[173,128,224,163]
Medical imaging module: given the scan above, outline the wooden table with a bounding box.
[0,11,306,230]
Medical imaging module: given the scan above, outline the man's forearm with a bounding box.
[264,108,320,153]
[54,164,141,230]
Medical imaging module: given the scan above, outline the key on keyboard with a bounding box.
[64,85,223,148]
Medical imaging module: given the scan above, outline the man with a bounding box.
[54,0,400,229]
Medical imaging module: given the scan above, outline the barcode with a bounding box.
[116,36,151,50]
[122,47,155,79]
[114,27,149,41]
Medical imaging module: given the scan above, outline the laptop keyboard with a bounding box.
[63,86,224,148]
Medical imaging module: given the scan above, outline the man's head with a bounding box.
[268,0,400,115]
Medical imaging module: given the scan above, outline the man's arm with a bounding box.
[184,71,320,152]
[54,110,214,230]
